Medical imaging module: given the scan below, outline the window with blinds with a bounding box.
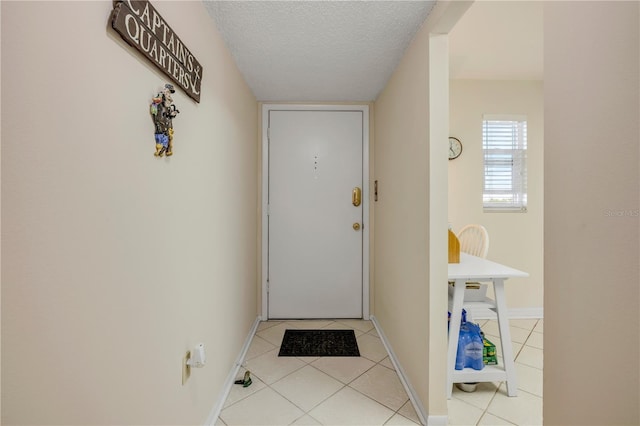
[482,115,527,212]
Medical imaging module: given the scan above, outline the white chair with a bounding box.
[457,224,489,259]
[453,225,490,318]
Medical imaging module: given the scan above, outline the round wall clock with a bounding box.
[449,137,462,160]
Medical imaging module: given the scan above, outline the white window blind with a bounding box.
[482,115,527,212]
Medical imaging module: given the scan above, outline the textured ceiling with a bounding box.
[203,1,542,102]
[204,0,436,102]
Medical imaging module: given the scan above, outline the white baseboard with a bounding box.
[466,306,543,321]
[205,316,261,426]
[426,415,448,425]
[370,316,431,426]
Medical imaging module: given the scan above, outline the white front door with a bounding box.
[265,107,367,319]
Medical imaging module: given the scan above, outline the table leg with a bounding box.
[493,279,518,396]
[447,279,466,399]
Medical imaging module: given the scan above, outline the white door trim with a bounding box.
[261,104,370,320]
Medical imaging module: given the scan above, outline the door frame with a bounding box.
[261,104,370,320]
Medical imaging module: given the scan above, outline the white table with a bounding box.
[447,253,529,398]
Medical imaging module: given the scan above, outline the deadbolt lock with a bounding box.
[353,223,361,231]
[352,187,362,207]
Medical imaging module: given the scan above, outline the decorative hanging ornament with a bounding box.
[150,83,180,157]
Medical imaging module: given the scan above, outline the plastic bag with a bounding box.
[455,321,484,370]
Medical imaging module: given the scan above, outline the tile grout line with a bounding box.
[278,320,413,425]
[343,330,418,424]
[256,321,342,425]
[226,320,419,426]
[474,319,541,426]
[255,321,368,424]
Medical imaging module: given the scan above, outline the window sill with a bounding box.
[483,207,528,213]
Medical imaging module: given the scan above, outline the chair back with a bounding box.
[457,224,489,258]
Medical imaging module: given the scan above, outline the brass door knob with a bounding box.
[353,223,361,231]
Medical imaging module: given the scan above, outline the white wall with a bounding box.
[544,1,639,424]
[1,1,258,424]
[374,18,431,416]
[449,80,543,312]
[372,3,468,420]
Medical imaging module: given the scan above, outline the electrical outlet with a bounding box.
[182,350,191,385]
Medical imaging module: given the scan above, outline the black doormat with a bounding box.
[278,329,360,357]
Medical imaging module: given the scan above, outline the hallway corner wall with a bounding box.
[372,2,468,419]
[1,2,258,424]
[373,15,432,418]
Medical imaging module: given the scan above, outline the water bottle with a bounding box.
[464,322,484,371]
[455,325,469,370]
[455,322,484,371]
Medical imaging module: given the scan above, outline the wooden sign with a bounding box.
[110,0,202,103]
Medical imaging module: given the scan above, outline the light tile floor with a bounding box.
[217,318,543,426]
[448,318,543,425]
